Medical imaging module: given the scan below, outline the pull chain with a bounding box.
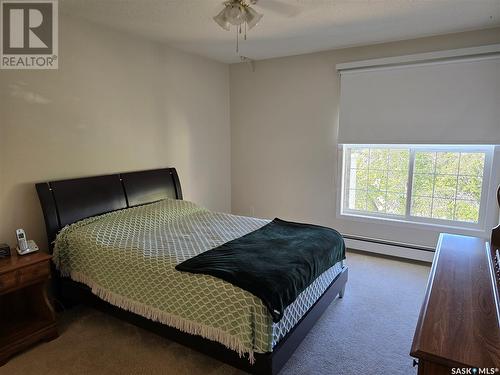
[236,25,239,53]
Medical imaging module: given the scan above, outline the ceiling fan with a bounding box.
[213,0,301,54]
[213,0,264,33]
[250,0,302,18]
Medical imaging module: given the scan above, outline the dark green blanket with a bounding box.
[176,218,345,322]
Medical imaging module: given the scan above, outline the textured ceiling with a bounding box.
[61,0,500,63]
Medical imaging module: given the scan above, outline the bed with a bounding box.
[36,167,348,374]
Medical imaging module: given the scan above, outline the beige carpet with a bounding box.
[1,251,430,375]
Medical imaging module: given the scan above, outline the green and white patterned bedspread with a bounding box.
[53,198,343,360]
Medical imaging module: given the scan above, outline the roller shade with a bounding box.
[338,55,500,144]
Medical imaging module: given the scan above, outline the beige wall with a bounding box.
[0,15,231,249]
[230,28,500,248]
[1,17,498,252]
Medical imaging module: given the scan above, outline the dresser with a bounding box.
[0,252,58,365]
[410,232,500,374]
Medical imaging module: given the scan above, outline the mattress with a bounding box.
[53,198,344,360]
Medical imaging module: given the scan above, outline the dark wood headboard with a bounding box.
[36,167,182,249]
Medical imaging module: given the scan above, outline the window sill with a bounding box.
[338,211,487,237]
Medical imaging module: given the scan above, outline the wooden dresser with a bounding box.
[411,230,500,374]
[0,252,58,365]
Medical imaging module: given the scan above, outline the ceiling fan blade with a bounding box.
[253,0,302,18]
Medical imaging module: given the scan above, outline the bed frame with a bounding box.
[36,167,348,375]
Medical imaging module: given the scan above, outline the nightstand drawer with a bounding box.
[0,271,18,293]
[18,262,50,285]
[0,252,56,365]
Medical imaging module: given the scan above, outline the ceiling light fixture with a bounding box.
[213,0,263,53]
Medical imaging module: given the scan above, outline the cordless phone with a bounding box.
[16,229,39,255]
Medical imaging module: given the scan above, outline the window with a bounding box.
[341,145,492,228]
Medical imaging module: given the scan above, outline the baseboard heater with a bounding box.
[342,234,435,263]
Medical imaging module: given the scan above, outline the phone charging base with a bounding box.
[17,240,39,256]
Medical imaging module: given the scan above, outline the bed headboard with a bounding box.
[36,167,182,249]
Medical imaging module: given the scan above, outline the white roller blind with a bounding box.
[338,56,500,144]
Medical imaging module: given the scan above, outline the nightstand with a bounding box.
[0,252,58,365]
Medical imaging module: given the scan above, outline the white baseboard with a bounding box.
[344,238,435,263]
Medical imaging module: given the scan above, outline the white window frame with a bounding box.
[338,144,495,232]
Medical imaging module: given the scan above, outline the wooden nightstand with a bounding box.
[0,252,58,365]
